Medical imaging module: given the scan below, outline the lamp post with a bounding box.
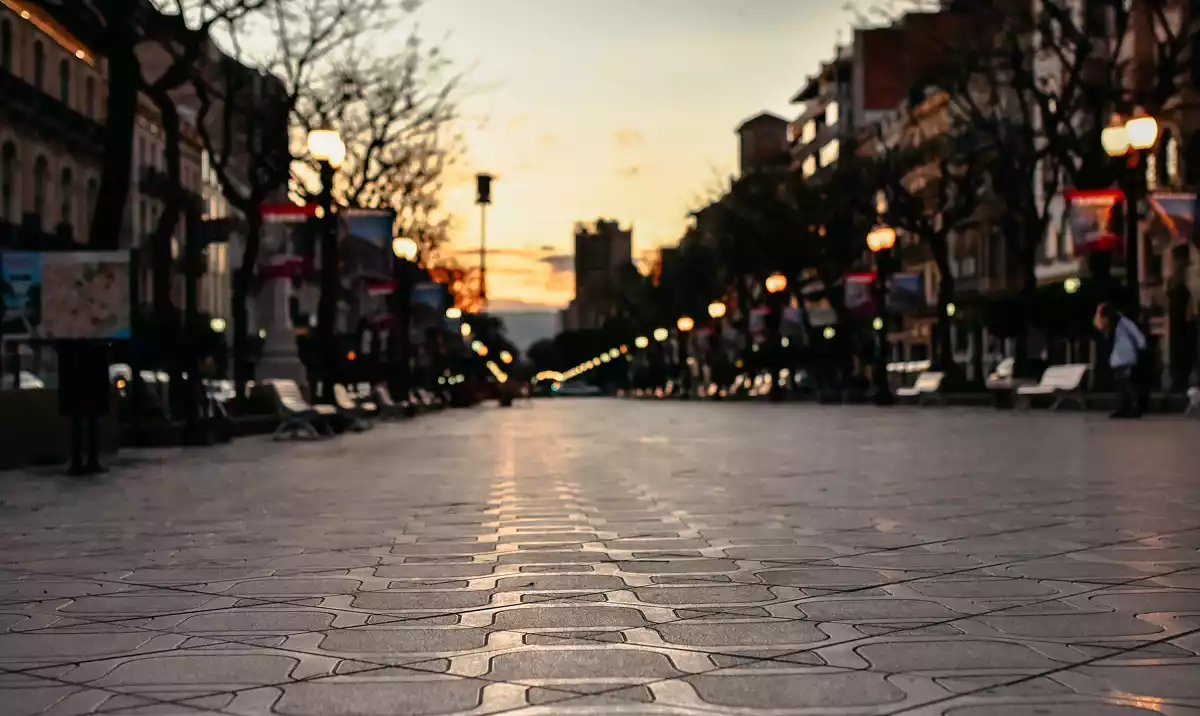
[389,236,419,404]
[867,223,897,406]
[765,273,787,401]
[307,127,346,404]
[707,300,726,393]
[1101,110,1159,313]
[676,316,694,398]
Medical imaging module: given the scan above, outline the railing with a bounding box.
[0,66,104,147]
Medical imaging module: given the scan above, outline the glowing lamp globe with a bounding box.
[1126,115,1158,151]
[677,316,695,332]
[392,236,418,261]
[867,226,896,253]
[653,328,669,342]
[765,273,787,294]
[1101,122,1130,157]
[445,307,463,319]
[707,301,727,319]
[635,336,649,348]
[307,128,346,167]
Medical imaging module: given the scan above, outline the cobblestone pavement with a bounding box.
[0,401,1198,715]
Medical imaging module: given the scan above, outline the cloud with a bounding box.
[507,114,531,131]
[539,245,555,252]
[614,128,644,150]
[536,133,559,147]
[539,254,574,273]
[616,164,641,178]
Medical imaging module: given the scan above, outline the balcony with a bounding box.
[0,215,80,251]
[0,67,104,157]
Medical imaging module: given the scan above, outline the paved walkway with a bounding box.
[0,401,1198,715]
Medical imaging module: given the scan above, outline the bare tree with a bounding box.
[865,91,987,379]
[191,0,406,390]
[929,0,1194,373]
[291,33,462,256]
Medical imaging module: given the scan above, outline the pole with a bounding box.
[1125,152,1142,316]
[873,248,895,406]
[316,161,338,404]
[389,257,413,402]
[767,292,785,402]
[182,203,202,444]
[678,333,690,398]
[479,203,488,311]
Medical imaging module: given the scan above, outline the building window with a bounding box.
[826,101,839,126]
[85,77,95,117]
[819,138,840,167]
[60,167,73,228]
[58,59,70,104]
[0,20,11,72]
[1161,130,1179,185]
[802,121,816,143]
[85,178,98,231]
[802,155,817,177]
[33,156,49,222]
[0,142,16,222]
[32,41,45,89]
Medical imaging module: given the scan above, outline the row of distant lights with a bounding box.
[451,308,512,384]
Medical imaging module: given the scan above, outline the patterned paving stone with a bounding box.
[0,402,1197,715]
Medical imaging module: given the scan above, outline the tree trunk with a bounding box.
[232,210,263,397]
[89,41,140,250]
[148,90,184,327]
[931,236,956,382]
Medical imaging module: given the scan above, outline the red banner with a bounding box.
[260,203,316,224]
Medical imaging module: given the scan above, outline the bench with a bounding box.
[1016,364,1089,411]
[1186,387,1199,417]
[373,384,413,419]
[985,358,1015,391]
[270,380,336,440]
[895,371,945,406]
[333,383,374,432]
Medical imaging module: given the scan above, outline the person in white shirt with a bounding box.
[1095,302,1147,418]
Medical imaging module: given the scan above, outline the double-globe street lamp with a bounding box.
[1100,110,1159,312]
[307,127,347,404]
[867,223,897,406]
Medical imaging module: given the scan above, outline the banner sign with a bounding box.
[1148,192,1196,250]
[844,272,876,316]
[1,251,132,340]
[342,208,395,249]
[261,203,316,224]
[1065,188,1124,254]
[889,272,926,312]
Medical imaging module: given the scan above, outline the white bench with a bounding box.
[270,379,336,440]
[333,384,374,432]
[895,371,945,406]
[1016,364,1089,411]
[985,358,1015,391]
[1186,387,1199,417]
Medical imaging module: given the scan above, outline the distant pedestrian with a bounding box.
[1095,302,1146,419]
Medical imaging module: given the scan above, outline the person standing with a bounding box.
[1095,302,1147,418]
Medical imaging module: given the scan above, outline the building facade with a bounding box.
[565,219,633,331]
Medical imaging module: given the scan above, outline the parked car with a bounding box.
[0,371,45,390]
[553,382,602,397]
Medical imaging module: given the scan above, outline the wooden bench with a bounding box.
[895,371,945,406]
[1016,364,1089,411]
[270,380,336,440]
[333,383,374,432]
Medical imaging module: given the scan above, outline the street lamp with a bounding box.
[765,273,787,294]
[461,322,472,337]
[763,274,789,400]
[676,316,694,332]
[654,327,669,342]
[635,336,649,349]
[308,126,346,405]
[868,223,896,406]
[707,301,727,319]
[1101,109,1159,310]
[209,317,226,333]
[499,350,513,364]
[676,316,694,397]
[445,307,462,320]
[389,235,420,401]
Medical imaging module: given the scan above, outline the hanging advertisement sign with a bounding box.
[1147,192,1196,250]
[889,273,926,312]
[1065,188,1124,254]
[1,251,131,340]
[342,208,395,249]
[844,272,876,316]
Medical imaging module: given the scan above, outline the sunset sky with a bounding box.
[411,0,854,310]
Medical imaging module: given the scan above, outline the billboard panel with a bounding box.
[0,251,132,340]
